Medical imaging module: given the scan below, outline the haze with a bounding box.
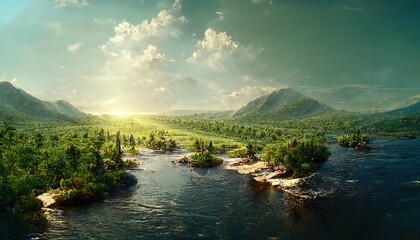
[0,0,419,114]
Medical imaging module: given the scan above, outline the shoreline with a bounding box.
[37,148,326,224]
[222,156,328,200]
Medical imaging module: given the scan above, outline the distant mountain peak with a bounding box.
[387,101,420,116]
[0,81,86,121]
[233,87,332,120]
[46,99,86,118]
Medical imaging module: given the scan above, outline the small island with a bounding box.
[173,139,223,168]
[226,136,331,199]
[338,129,369,148]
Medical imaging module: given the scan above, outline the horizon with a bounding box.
[1,0,419,113]
[1,79,418,115]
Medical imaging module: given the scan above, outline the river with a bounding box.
[2,137,420,239]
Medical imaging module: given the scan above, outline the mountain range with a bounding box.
[386,101,420,116]
[232,87,333,120]
[0,81,86,121]
[0,81,418,123]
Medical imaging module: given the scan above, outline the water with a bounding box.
[3,138,420,240]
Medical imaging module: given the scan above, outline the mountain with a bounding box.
[386,101,420,116]
[233,87,333,120]
[0,81,85,121]
[46,100,86,118]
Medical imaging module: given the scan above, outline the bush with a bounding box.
[261,136,330,177]
[145,131,177,151]
[227,148,248,158]
[338,130,369,147]
[190,151,223,168]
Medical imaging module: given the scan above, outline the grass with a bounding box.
[81,115,245,150]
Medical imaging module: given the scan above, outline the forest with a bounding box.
[1,108,419,229]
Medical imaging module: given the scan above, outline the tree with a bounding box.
[245,143,255,159]
[129,134,136,150]
[207,141,215,153]
[65,145,81,171]
[116,131,122,156]
[34,133,43,149]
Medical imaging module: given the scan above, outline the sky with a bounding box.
[0,0,419,113]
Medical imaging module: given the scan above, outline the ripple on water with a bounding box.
[23,139,420,240]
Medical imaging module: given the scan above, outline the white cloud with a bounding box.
[252,0,273,5]
[109,9,185,44]
[93,18,117,25]
[178,16,188,24]
[54,0,89,8]
[141,45,174,68]
[216,11,225,21]
[187,28,238,68]
[154,86,170,93]
[337,6,364,12]
[101,1,185,77]
[172,0,182,11]
[67,42,84,52]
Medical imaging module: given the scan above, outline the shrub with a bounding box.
[261,136,330,177]
[190,151,223,168]
[338,130,369,147]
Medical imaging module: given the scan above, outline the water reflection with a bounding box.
[6,138,418,239]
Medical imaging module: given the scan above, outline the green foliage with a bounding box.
[227,143,256,158]
[261,136,330,177]
[227,148,248,158]
[338,130,369,147]
[192,138,210,153]
[190,151,223,168]
[0,123,130,228]
[145,130,177,151]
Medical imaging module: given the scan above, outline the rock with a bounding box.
[173,156,191,164]
[37,191,60,208]
[240,157,253,164]
[237,161,270,175]
[266,169,288,180]
[253,176,267,182]
[267,178,281,186]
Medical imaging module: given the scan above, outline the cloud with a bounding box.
[91,1,190,112]
[252,0,273,5]
[109,8,186,45]
[93,18,117,25]
[187,28,238,68]
[336,6,364,12]
[54,0,89,8]
[172,0,182,11]
[216,11,225,21]
[141,45,174,68]
[67,42,84,52]
[155,86,170,93]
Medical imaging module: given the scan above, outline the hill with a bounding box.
[0,81,85,121]
[46,100,86,118]
[233,87,333,120]
[386,101,420,116]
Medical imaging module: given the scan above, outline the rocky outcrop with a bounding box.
[225,159,328,199]
[36,190,61,208]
